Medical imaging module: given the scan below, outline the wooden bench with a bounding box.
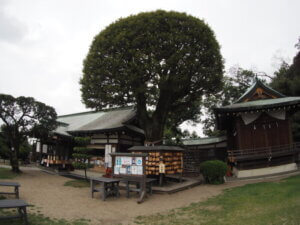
[0,199,29,225]
[90,177,121,201]
[0,181,20,199]
[122,178,156,198]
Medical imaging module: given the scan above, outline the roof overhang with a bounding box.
[214,97,300,130]
[67,125,144,137]
[129,145,184,151]
[214,97,300,114]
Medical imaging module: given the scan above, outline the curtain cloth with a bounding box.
[267,110,285,120]
[241,110,285,125]
[241,112,261,125]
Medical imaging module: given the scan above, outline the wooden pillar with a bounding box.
[159,173,164,186]
[236,118,242,150]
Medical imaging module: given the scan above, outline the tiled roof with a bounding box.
[215,96,300,113]
[235,78,285,103]
[129,145,184,151]
[182,136,227,146]
[53,107,144,136]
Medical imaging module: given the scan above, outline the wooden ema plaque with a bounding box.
[145,151,183,175]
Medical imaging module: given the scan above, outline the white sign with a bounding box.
[121,157,132,165]
[159,163,165,173]
[120,167,127,174]
[115,157,122,166]
[135,157,143,166]
[131,165,138,175]
[137,166,143,175]
[114,166,120,174]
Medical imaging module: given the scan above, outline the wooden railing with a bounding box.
[228,142,300,162]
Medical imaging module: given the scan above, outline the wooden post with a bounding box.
[15,186,19,199]
[101,182,106,201]
[159,173,164,186]
[137,176,146,204]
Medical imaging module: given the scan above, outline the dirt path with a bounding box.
[1,168,299,225]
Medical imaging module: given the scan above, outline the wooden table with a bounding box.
[90,177,121,201]
[121,177,156,198]
[0,181,20,199]
[0,199,29,225]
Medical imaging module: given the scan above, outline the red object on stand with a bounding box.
[103,168,112,178]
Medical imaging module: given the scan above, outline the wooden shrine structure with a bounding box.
[214,79,300,177]
[182,136,227,175]
[37,107,144,171]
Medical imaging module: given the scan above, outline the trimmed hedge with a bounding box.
[200,160,227,184]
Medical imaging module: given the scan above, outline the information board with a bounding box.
[114,156,144,175]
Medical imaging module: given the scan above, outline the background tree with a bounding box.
[271,38,300,140]
[0,94,57,172]
[0,127,31,163]
[0,129,10,160]
[72,137,92,180]
[81,10,224,143]
[202,67,257,136]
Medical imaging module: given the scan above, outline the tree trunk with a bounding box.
[140,111,168,145]
[144,121,165,144]
[10,141,21,173]
[136,90,171,145]
[84,168,87,181]
[10,151,20,173]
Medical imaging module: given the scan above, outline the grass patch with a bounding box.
[135,175,300,225]
[0,168,19,179]
[0,211,91,225]
[64,180,90,188]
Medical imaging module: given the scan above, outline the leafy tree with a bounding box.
[163,126,200,145]
[72,137,92,180]
[0,94,57,172]
[202,67,257,136]
[0,130,10,159]
[19,139,31,162]
[271,39,300,141]
[0,128,31,162]
[295,37,300,50]
[80,10,224,143]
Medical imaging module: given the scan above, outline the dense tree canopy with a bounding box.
[271,39,300,141]
[202,67,257,136]
[0,128,31,162]
[0,94,57,172]
[81,10,224,142]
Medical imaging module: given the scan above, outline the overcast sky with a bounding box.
[0,0,299,135]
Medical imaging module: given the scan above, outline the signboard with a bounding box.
[114,156,144,175]
[159,163,165,173]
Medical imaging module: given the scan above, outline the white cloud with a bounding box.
[0,1,27,43]
[0,0,299,136]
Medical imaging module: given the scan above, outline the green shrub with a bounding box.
[200,160,227,184]
[72,137,92,180]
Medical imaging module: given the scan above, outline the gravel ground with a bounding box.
[1,167,299,225]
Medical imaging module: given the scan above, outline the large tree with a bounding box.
[0,94,57,172]
[202,67,258,136]
[81,10,224,143]
[271,38,300,141]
